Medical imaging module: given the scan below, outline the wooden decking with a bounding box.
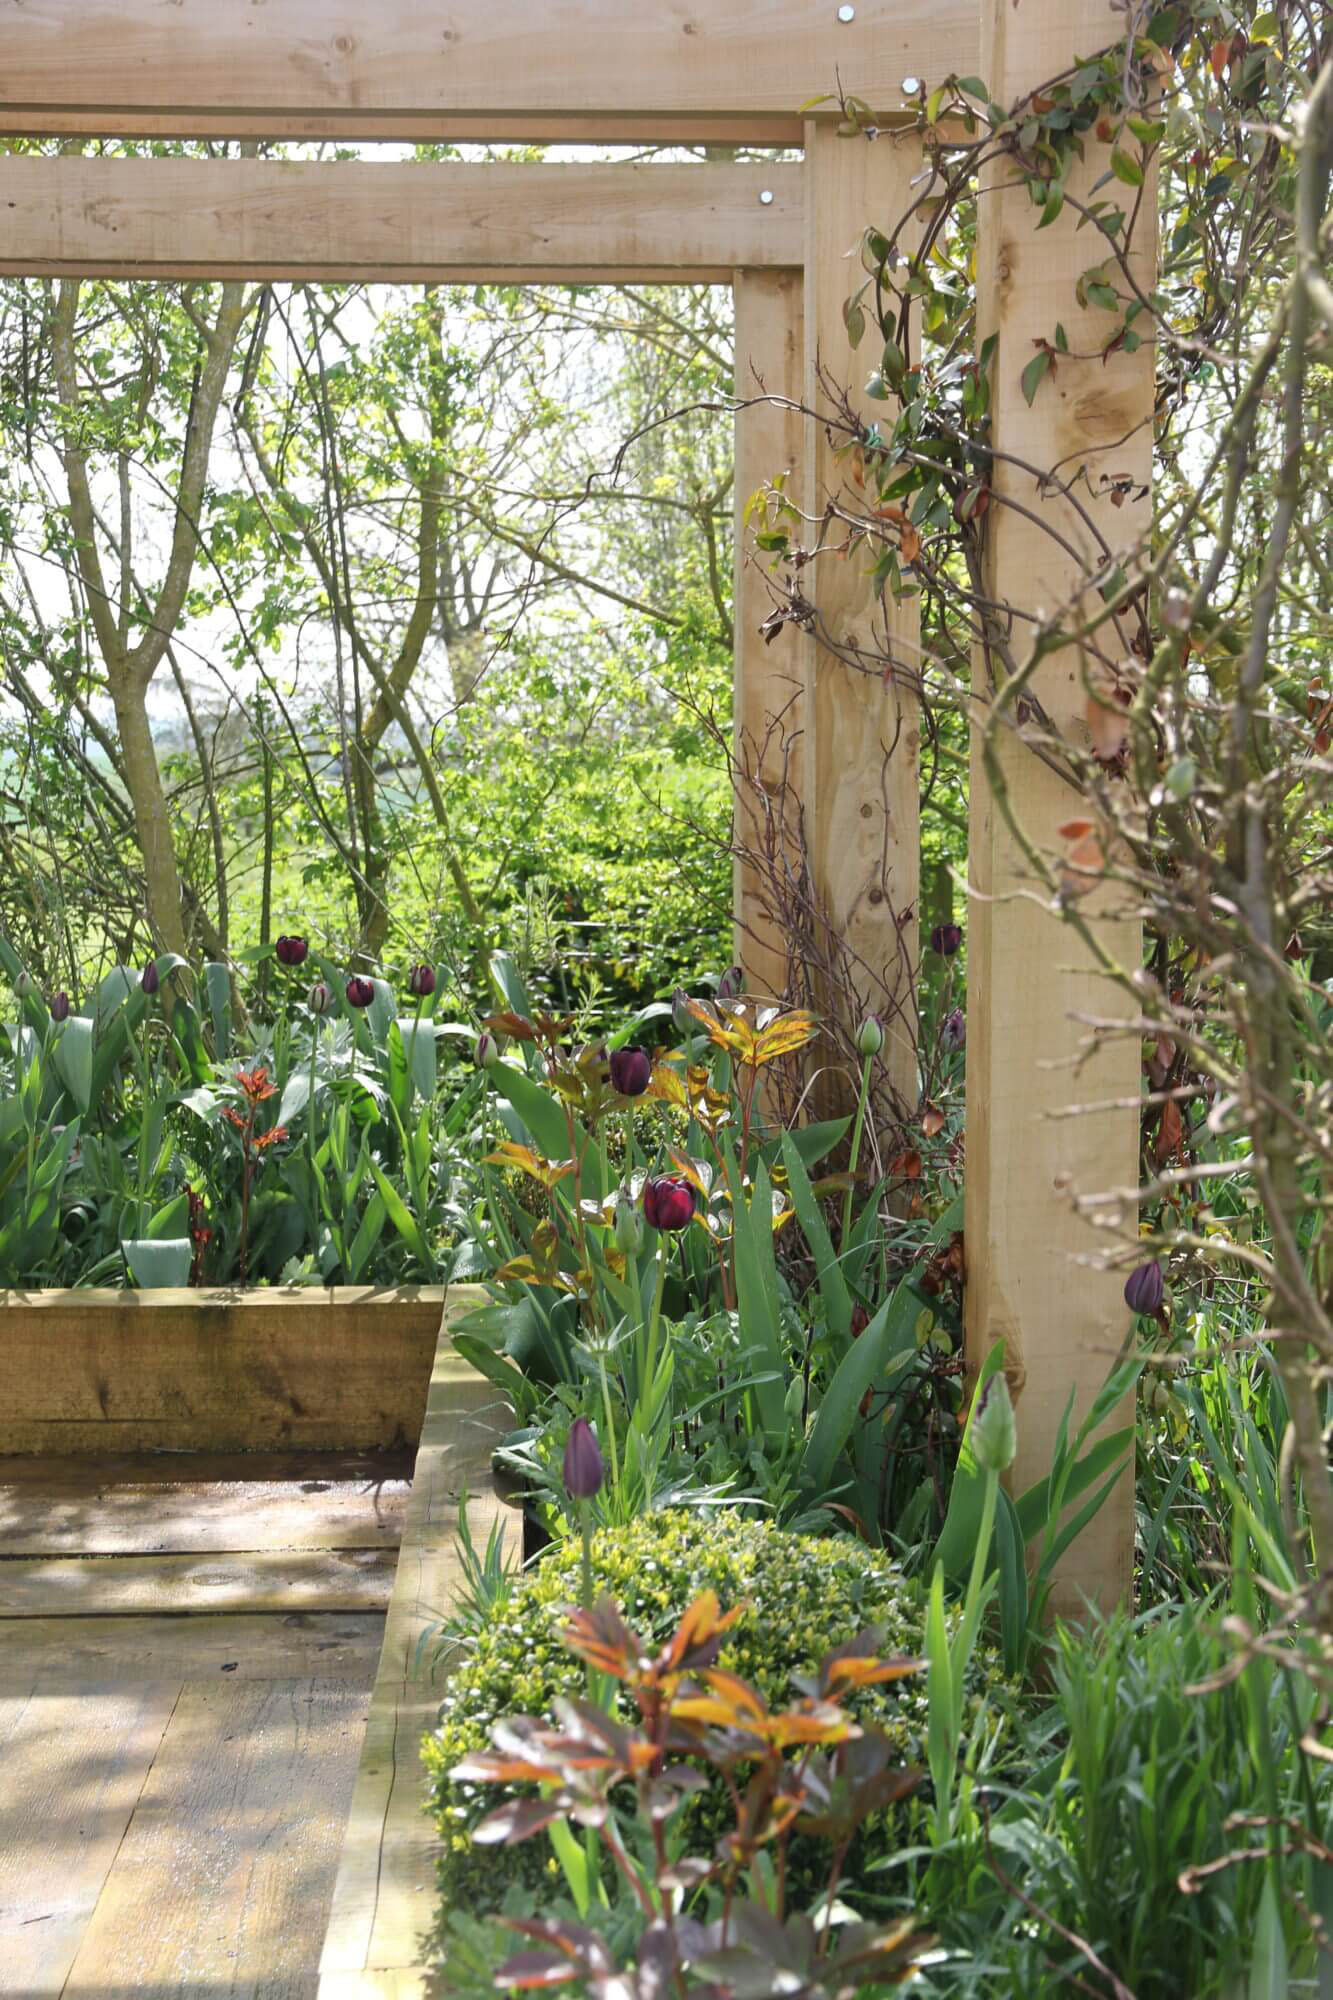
[0,1451,412,1999]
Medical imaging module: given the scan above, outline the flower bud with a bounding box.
[562,1416,604,1501]
[855,1015,884,1058]
[614,1192,645,1255]
[642,1175,696,1233]
[408,963,436,999]
[275,934,308,968]
[13,970,35,1000]
[1124,1260,1164,1316]
[849,1303,870,1339]
[671,988,694,1035]
[345,976,375,1010]
[609,1046,652,1098]
[49,991,71,1024]
[308,980,333,1017]
[141,961,160,997]
[930,923,963,957]
[716,965,744,1002]
[971,1372,1017,1475]
[941,1007,966,1051]
[475,1031,501,1070]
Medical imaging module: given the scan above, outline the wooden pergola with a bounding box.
[0,0,1151,1632]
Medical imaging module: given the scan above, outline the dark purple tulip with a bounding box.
[930,923,964,957]
[1124,1261,1164,1315]
[141,961,160,997]
[562,1415,604,1501]
[942,1007,966,1051]
[475,1031,501,1070]
[275,934,308,968]
[643,1175,696,1233]
[346,976,375,1010]
[308,980,333,1017]
[609,1046,652,1098]
[49,991,71,1023]
[408,963,436,999]
[717,965,744,1001]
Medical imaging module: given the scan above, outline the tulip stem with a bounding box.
[640,1234,668,1399]
[307,1021,320,1229]
[579,1500,594,1612]
[841,1052,874,1253]
[596,1349,621,1502]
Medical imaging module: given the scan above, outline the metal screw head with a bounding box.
[902,74,922,95]
[837,4,855,20]
[759,188,774,205]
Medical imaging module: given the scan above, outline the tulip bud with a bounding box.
[408,963,436,999]
[562,1416,604,1501]
[671,988,694,1035]
[856,1015,885,1058]
[475,1031,501,1070]
[614,1192,645,1255]
[345,976,375,1010]
[141,961,160,997]
[850,1303,870,1339]
[942,1007,966,1051]
[308,980,333,1017]
[609,1046,652,1098]
[13,970,35,1000]
[49,991,71,1024]
[716,965,743,1002]
[971,1372,1017,1475]
[642,1175,696,1233]
[1124,1260,1164,1316]
[930,923,963,957]
[275,934,308,968]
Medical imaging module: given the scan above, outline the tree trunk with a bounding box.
[111,675,190,962]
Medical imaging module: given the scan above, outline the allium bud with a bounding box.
[475,1030,501,1070]
[930,923,963,957]
[609,1046,652,1098]
[408,963,436,999]
[642,1175,696,1233]
[971,1372,1017,1475]
[275,934,308,968]
[49,991,71,1024]
[716,965,744,1002]
[308,980,333,1017]
[141,961,160,997]
[614,1192,645,1255]
[345,976,375,1010]
[671,988,694,1035]
[562,1416,604,1501]
[856,1015,885,1058]
[942,1007,966,1051]
[1124,1260,1164,1316]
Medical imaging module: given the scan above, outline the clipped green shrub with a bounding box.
[424,1508,1009,1919]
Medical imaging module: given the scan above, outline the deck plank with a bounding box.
[0,1548,397,1618]
[0,1681,181,1996]
[0,1612,386,1687]
[62,1677,370,2000]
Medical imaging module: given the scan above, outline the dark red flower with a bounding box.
[408,963,436,998]
[716,965,744,1001]
[942,1007,966,1050]
[49,991,70,1023]
[930,923,963,957]
[346,976,375,1009]
[141,961,160,996]
[642,1175,696,1233]
[1124,1261,1164,1315]
[562,1416,604,1500]
[275,934,308,968]
[609,1046,652,1097]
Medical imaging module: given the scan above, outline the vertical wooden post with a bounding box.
[965,1,1155,1614]
[802,122,921,1111]
[733,268,804,1004]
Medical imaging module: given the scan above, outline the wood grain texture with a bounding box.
[0,1548,397,1617]
[0,1,976,138]
[0,1681,179,1994]
[0,158,803,282]
[0,1286,444,1454]
[319,1333,513,1993]
[733,268,805,1007]
[60,1677,370,2000]
[0,1452,413,1555]
[0,1612,386,1688]
[802,123,922,1109]
[963,0,1153,1615]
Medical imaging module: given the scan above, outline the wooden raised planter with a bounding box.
[0,1284,449,1454]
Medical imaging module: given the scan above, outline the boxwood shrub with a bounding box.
[423,1508,1009,1920]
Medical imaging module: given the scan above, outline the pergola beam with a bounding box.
[0,159,803,282]
[0,0,975,141]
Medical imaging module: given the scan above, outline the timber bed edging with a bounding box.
[319,1287,514,1998]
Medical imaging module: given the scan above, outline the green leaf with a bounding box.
[801,1281,918,1501]
[1020,349,1052,406]
[52,1016,94,1115]
[1110,147,1144,187]
[934,1339,1009,1582]
[369,1156,434,1278]
[780,1132,851,1342]
[723,1140,788,1442]
[1015,1425,1135,1545]
[1249,1871,1289,2000]
[122,1237,192,1288]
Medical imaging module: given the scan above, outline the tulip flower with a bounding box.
[613,1192,645,1255]
[49,991,71,1023]
[609,1046,652,1098]
[1124,1261,1164,1316]
[346,976,375,1009]
[717,965,744,1002]
[930,923,964,956]
[671,988,694,1035]
[971,1373,1017,1475]
[408,963,436,999]
[475,1031,501,1070]
[13,971,35,1000]
[856,1015,885,1057]
[275,934,308,968]
[562,1416,605,1501]
[141,961,160,997]
[308,980,333,1016]
[942,1007,966,1051]
[643,1175,696,1233]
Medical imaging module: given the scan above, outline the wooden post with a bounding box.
[965,0,1155,1614]
[733,268,804,1005]
[802,122,921,1111]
